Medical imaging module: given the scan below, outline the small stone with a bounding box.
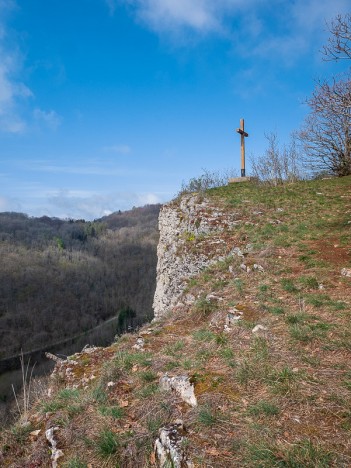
[107,381,115,387]
[341,268,351,277]
[252,325,268,334]
[232,247,244,257]
[133,337,145,350]
[185,294,195,305]
[253,264,264,272]
[240,263,247,271]
[206,294,218,302]
[82,344,98,354]
[226,311,242,326]
[30,430,41,437]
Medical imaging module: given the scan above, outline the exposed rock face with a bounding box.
[154,420,194,468]
[153,195,239,318]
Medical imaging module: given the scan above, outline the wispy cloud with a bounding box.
[30,163,130,176]
[0,0,32,133]
[119,0,351,62]
[102,144,132,154]
[33,108,62,130]
[0,1,62,133]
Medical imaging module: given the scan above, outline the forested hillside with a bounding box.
[0,205,160,360]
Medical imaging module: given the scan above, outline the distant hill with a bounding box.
[0,204,161,360]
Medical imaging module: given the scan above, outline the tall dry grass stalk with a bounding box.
[11,351,36,423]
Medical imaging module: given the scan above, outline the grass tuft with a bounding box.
[96,429,120,457]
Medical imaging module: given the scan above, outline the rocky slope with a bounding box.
[1,176,351,467]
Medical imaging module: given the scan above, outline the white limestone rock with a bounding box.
[45,427,63,468]
[160,374,197,407]
[153,195,240,318]
[341,268,351,277]
[231,247,244,257]
[252,325,268,334]
[226,309,243,326]
[154,420,194,468]
[132,337,145,350]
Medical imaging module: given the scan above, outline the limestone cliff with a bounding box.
[153,194,240,318]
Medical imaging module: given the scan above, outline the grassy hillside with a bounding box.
[1,176,350,467]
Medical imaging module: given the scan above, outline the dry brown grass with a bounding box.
[1,176,351,467]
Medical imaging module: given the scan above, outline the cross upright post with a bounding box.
[236,118,249,177]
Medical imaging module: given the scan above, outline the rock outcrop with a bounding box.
[153,195,240,318]
[154,421,193,468]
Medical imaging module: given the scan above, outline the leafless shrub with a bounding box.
[177,168,238,196]
[250,133,304,185]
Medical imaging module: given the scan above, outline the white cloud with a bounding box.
[127,0,241,34]
[102,144,132,154]
[33,108,62,130]
[120,0,351,63]
[47,190,163,220]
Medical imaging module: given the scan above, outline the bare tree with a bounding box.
[298,75,351,177]
[322,14,351,61]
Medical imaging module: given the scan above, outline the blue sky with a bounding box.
[0,0,349,219]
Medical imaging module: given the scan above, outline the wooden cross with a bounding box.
[236,118,249,177]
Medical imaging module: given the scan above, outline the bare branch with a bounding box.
[322,14,351,62]
[298,74,351,176]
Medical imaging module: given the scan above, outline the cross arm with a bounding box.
[236,128,249,137]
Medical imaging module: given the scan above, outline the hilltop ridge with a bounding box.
[1,176,351,467]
